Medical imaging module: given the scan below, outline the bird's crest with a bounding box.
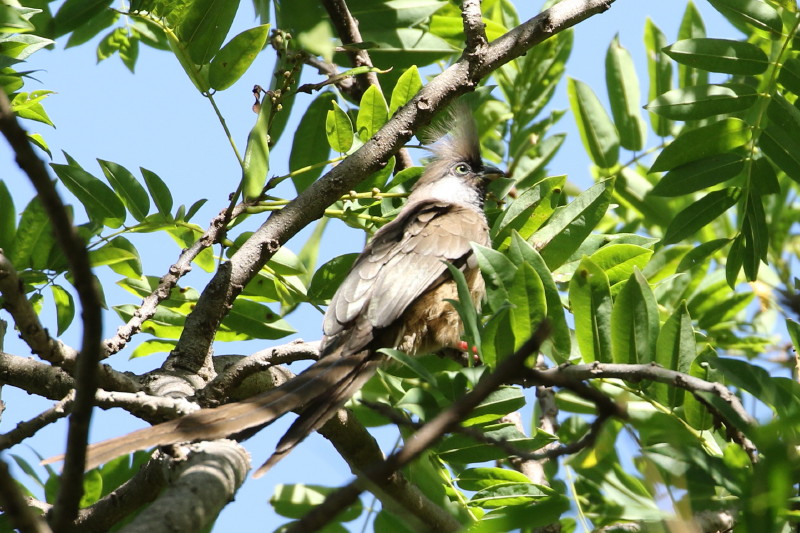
[423,104,482,168]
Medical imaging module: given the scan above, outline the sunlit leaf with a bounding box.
[568,77,619,168]
[209,24,270,91]
[663,38,769,75]
[569,256,612,363]
[605,35,646,151]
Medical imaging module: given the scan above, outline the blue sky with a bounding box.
[0,1,737,530]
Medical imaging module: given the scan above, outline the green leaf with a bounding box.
[473,244,516,311]
[90,236,142,278]
[0,4,35,33]
[98,159,150,221]
[589,244,654,297]
[706,0,782,37]
[468,497,571,532]
[644,18,674,136]
[79,469,103,507]
[140,167,173,217]
[778,57,800,95]
[209,24,270,91]
[307,253,358,303]
[507,263,547,352]
[605,35,646,151]
[569,256,613,363]
[53,0,112,37]
[759,124,800,184]
[325,100,353,153]
[97,27,139,72]
[242,94,271,201]
[611,269,658,364]
[51,162,126,228]
[221,298,296,341]
[380,348,438,386]
[172,0,240,65]
[390,65,423,114]
[663,38,769,76]
[677,2,708,88]
[355,28,454,73]
[662,188,740,244]
[50,284,75,336]
[356,85,389,142]
[654,301,696,407]
[651,153,744,196]
[645,83,758,120]
[130,339,177,359]
[462,386,525,426]
[10,91,55,127]
[568,77,619,168]
[290,92,335,192]
[683,346,720,430]
[491,175,565,245]
[457,467,531,491]
[66,6,119,48]
[650,118,750,172]
[470,483,555,508]
[0,181,16,255]
[10,197,55,270]
[271,483,362,521]
[114,304,186,339]
[507,233,571,363]
[444,260,484,363]
[533,177,615,269]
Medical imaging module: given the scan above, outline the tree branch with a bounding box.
[0,89,105,529]
[526,362,758,462]
[0,392,74,451]
[0,252,78,368]
[114,440,249,533]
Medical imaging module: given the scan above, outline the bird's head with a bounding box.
[409,106,505,209]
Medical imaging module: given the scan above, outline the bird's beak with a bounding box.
[482,164,506,180]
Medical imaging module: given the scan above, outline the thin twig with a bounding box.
[0,392,75,451]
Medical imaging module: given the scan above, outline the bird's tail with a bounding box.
[44,346,380,473]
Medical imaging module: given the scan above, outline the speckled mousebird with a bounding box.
[65,106,505,477]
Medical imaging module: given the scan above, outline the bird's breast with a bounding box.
[394,262,485,356]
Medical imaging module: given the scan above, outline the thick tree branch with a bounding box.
[168,0,617,375]
[0,90,105,529]
[68,452,172,532]
[114,440,249,533]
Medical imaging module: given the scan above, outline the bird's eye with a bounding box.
[453,163,470,175]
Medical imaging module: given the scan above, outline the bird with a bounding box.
[62,105,504,476]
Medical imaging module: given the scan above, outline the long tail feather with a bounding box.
[45,347,379,472]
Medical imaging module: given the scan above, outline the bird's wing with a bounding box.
[325,201,488,340]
